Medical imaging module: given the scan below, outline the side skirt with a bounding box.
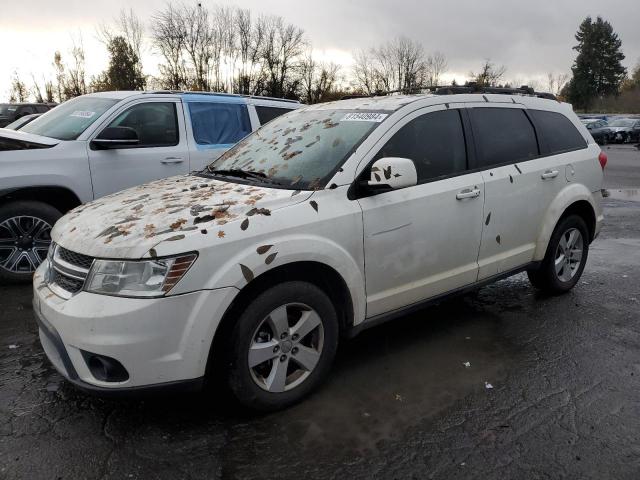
[347,262,539,338]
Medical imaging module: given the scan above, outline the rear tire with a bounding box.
[0,201,60,283]
[226,281,339,411]
[527,215,589,294]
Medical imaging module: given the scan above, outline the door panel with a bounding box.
[88,100,189,198]
[359,172,485,317]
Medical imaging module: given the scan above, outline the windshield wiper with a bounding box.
[206,167,283,185]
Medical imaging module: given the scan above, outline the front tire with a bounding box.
[0,201,60,283]
[226,281,339,411]
[527,215,589,294]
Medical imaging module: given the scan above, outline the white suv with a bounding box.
[33,91,605,410]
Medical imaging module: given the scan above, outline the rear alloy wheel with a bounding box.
[0,201,61,283]
[527,215,589,294]
[226,281,339,411]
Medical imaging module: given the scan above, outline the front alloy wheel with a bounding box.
[249,303,324,392]
[226,281,339,411]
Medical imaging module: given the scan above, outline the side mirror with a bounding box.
[366,157,418,192]
[91,126,139,150]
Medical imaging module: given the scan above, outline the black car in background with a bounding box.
[607,118,640,143]
[0,103,54,128]
[581,118,612,145]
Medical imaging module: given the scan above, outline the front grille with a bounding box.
[49,245,94,297]
[51,269,84,293]
[57,246,94,270]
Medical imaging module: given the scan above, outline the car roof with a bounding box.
[82,90,300,106]
[304,93,569,112]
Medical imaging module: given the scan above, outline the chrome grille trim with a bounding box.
[48,245,94,296]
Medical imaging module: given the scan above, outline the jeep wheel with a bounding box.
[527,215,589,294]
[226,281,339,411]
[0,201,61,283]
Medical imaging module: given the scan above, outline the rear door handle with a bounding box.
[541,170,559,179]
[456,188,481,200]
[161,157,184,164]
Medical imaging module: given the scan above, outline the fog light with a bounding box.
[81,351,129,382]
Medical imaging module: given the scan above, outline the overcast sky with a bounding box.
[1,0,639,101]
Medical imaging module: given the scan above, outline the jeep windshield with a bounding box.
[20,97,118,140]
[203,109,389,190]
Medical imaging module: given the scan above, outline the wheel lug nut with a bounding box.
[280,355,287,362]
[273,345,279,353]
[291,334,299,341]
[280,332,288,339]
[292,347,298,355]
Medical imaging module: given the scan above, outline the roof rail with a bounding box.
[142,90,300,103]
[341,83,557,101]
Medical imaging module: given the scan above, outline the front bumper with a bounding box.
[33,263,238,394]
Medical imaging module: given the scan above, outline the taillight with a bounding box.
[598,151,607,170]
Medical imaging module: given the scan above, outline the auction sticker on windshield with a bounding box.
[340,112,388,122]
[70,111,96,118]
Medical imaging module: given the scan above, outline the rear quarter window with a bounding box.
[471,107,539,168]
[528,110,587,155]
[255,105,292,125]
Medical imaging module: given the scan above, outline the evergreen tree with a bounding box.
[93,36,146,91]
[567,16,626,110]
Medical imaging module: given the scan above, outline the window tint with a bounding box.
[188,102,251,145]
[471,108,538,168]
[35,105,50,113]
[529,110,586,155]
[374,109,467,182]
[107,102,178,147]
[255,105,291,125]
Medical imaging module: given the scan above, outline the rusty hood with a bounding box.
[52,174,312,259]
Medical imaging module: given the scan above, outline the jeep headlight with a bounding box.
[84,254,196,297]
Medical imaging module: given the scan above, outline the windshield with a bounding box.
[205,109,388,190]
[608,119,635,127]
[21,97,118,140]
[0,104,17,116]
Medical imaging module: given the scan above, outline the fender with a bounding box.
[188,233,367,326]
[533,183,598,261]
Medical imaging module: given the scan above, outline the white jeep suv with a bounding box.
[33,91,605,410]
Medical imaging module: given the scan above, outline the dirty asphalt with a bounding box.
[1,146,639,479]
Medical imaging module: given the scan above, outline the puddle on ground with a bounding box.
[605,189,640,202]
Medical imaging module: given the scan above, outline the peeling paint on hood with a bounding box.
[52,174,312,259]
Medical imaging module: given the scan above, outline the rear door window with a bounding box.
[255,105,292,125]
[471,107,539,168]
[528,110,587,155]
[188,102,251,145]
[374,109,467,183]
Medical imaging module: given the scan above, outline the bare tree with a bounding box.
[300,51,340,103]
[235,9,265,94]
[470,59,507,87]
[53,51,65,102]
[151,4,188,90]
[546,72,570,95]
[426,52,448,86]
[352,37,433,94]
[260,15,305,98]
[181,3,214,90]
[65,39,88,97]
[353,49,382,95]
[31,74,45,103]
[9,72,28,102]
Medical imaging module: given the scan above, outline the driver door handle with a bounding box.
[541,170,559,179]
[456,188,481,200]
[161,157,184,164]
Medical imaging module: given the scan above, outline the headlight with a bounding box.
[84,254,197,297]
